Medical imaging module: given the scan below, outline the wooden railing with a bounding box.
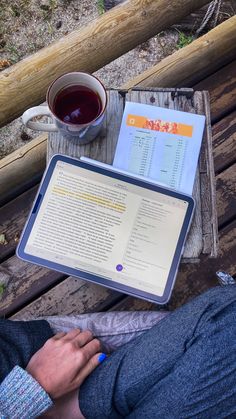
[0,0,211,127]
[0,0,236,205]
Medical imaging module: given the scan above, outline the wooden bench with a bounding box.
[1,62,236,318]
[0,3,236,319]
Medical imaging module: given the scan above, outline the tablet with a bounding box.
[17,154,195,304]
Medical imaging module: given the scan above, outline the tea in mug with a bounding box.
[53,85,102,125]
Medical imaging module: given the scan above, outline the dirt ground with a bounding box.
[0,0,233,159]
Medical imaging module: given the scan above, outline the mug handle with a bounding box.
[22,105,58,132]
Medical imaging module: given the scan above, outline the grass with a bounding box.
[176,31,194,49]
[41,0,58,20]
[97,0,105,15]
[5,44,21,63]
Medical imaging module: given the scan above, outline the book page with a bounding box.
[25,161,188,296]
[113,102,205,194]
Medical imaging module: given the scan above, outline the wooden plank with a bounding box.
[212,110,236,174]
[168,218,236,310]
[0,256,66,317]
[194,60,236,123]
[0,186,38,262]
[216,163,236,227]
[110,296,158,311]
[193,90,218,256]
[123,16,236,90]
[196,91,218,256]
[0,152,231,317]
[11,218,236,316]
[48,90,123,161]
[0,0,210,127]
[125,89,203,259]
[11,277,121,320]
[0,135,46,206]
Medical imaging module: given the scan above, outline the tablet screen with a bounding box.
[23,159,191,299]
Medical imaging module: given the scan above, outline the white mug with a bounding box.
[22,72,107,144]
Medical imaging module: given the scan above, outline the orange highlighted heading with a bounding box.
[126,114,193,137]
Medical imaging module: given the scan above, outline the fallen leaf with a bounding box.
[14,232,20,243]
[0,233,8,245]
[0,59,11,70]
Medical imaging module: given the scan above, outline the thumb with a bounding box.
[76,352,107,386]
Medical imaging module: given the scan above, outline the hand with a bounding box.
[26,329,106,399]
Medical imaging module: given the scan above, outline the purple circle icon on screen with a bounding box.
[116,264,123,272]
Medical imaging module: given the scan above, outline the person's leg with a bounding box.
[79,285,236,419]
[44,311,169,353]
[0,319,53,382]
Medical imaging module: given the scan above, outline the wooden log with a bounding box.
[122,16,236,90]
[0,134,47,206]
[105,0,236,28]
[213,110,236,174]
[2,25,236,201]
[0,0,210,128]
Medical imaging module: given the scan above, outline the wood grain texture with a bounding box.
[0,0,210,127]
[48,89,217,262]
[13,217,235,318]
[0,134,46,206]
[125,89,204,259]
[108,216,236,311]
[2,28,236,201]
[168,219,236,310]
[105,1,236,29]
[196,91,218,257]
[11,277,121,319]
[0,88,218,318]
[109,296,158,311]
[0,186,38,262]
[216,163,236,227]
[122,16,236,90]
[194,60,236,123]
[2,146,233,318]
[0,256,66,317]
[49,88,217,259]
[213,110,236,174]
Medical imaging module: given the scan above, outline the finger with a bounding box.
[81,337,102,360]
[73,330,94,347]
[52,332,67,340]
[75,352,107,386]
[61,329,81,341]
